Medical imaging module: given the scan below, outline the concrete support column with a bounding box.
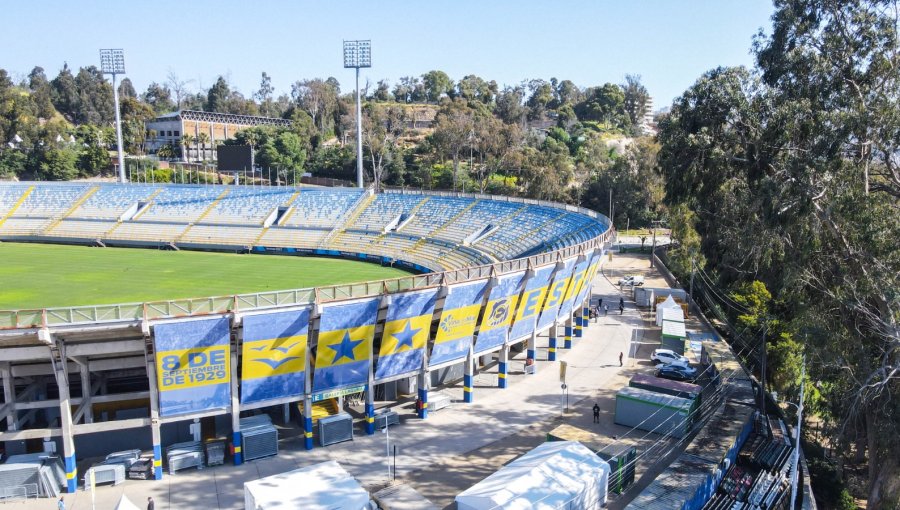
[303,399,314,450]
[526,331,536,361]
[1,363,16,431]
[144,332,164,481]
[564,315,574,349]
[230,347,242,466]
[51,341,77,493]
[548,324,558,361]
[417,371,428,420]
[78,361,93,423]
[580,298,590,336]
[464,348,474,403]
[498,346,509,389]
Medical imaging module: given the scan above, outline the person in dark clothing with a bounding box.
[592,403,600,423]
[619,297,625,314]
[619,352,624,366]
[147,497,155,510]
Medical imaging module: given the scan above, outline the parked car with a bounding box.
[651,348,689,366]
[656,364,698,382]
[618,275,645,287]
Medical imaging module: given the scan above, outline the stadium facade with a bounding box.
[0,182,612,493]
[144,110,292,160]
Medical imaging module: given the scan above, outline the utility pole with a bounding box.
[689,257,695,309]
[100,49,127,183]
[343,40,371,189]
[789,359,806,510]
[650,221,657,268]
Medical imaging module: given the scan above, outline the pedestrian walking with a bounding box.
[619,352,624,367]
[619,304,625,315]
[58,497,65,510]
[147,497,155,510]
[604,304,609,316]
[592,403,600,423]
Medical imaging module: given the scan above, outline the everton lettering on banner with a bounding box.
[508,265,556,343]
[312,297,379,393]
[536,258,577,331]
[474,271,526,354]
[429,279,490,366]
[240,308,310,405]
[575,249,603,306]
[375,288,439,381]
[558,252,593,319]
[154,317,231,417]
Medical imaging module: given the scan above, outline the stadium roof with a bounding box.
[150,109,292,127]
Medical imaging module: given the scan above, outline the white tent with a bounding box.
[455,441,610,510]
[114,494,141,510]
[656,295,683,326]
[244,460,370,510]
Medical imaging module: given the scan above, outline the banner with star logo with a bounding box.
[557,251,593,320]
[574,249,603,307]
[429,279,490,366]
[536,257,577,331]
[240,308,310,405]
[474,271,526,354]
[312,297,380,393]
[374,288,439,381]
[508,264,556,343]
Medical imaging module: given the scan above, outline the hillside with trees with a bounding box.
[657,1,899,507]
[0,66,661,227]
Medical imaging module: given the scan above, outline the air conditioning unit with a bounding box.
[319,413,354,447]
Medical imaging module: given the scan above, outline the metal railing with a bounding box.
[0,189,614,330]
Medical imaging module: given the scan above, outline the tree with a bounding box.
[431,99,474,190]
[28,66,54,119]
[421,70,453,103]
[118,77,136,99]
[372,79,392,102]
[257,131,307,184]
[362,103,406,189]
[118,97,155,154]
[206,76,231,113]
[526,79,554,120]
[456,75,496,104]
[181,133,194,162]
[143,82,175,114]
[50,64,80,122]
[575,83,626,128]
[197,132,210,162]
[657,1,900,505]
[494,86,527,126]
[74,66,115,125]
[291,78,339,136]
[166,72,191,111]
[39,146,78,180]
[255,72,275,117]
[554,79,582,107]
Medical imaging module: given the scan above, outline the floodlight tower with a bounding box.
[100,49,127,183]
[343,40,371,188]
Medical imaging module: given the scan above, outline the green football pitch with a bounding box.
[0,243,411,310]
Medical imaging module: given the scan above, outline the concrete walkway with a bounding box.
[19,251,690,510]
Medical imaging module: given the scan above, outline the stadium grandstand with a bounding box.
[0,182,608,272]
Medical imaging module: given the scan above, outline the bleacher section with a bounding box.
[0,183,609,270]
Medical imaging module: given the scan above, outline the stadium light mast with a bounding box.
[100,49,127,183]
[343,40,371,189]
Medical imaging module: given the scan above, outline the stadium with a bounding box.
[0,181,614,495]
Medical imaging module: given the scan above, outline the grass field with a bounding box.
[0,243,411,310]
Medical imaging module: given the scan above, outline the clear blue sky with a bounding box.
[2,1,774,110]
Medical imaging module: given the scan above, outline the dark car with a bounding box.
[656,364,697,382]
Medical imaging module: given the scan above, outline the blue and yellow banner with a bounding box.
[429,279,489,365]
[375,288,438,380]
[508,265,556,343]
[474,271,526,354]
[558,252,593,319]
[575,249,603,306]
[312,298,380,393]
[240,309,310,405]
[154,317,231,417]
[536,258,577,331]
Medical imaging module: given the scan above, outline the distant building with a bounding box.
[640,97,657,136]
[145,110,291,161]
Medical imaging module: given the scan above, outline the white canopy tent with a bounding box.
[244,460,370,510]
[114,494,141,510]
[656,295,683,326]
[455,441,610,510]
